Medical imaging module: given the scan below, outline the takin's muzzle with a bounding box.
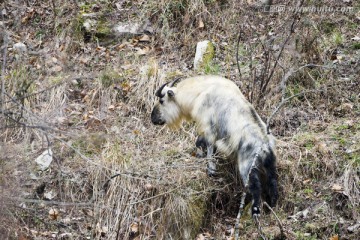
[151,105,166,125]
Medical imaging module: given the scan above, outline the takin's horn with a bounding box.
[155,82,169,98]
[169,77,182,87]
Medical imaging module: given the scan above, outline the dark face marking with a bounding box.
[151,105,165,125]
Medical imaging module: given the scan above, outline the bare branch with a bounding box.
[8,197,93,207]
[236,28,243,82]
[234,192,247,240]
[266,89,322,134]
[1,15,8,115]
[260,0,306,97]
[264,201,285,238]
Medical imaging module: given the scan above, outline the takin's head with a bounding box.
[151,78,183,128]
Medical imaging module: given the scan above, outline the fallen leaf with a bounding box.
[130,222,139,235]
[198,18,205,29]
[121,64,133,70]
[52,65,62,72]
[144,183,153,191]
[331,184,343,192]
[49,208,59,220]
[117,43,127,50]
[303,179,311,184]
[329,234,339,240]
[136,46,150,56]
[139,34,151,42]
[196,233,211,240]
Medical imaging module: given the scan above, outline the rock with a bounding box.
[44,190,57,200]
[83,18,97,32]
[13,42,27,53]
[194,40,215,70]
[35,149,53,170]
[347,223,360,233]
[113,19,154,36]
[80,10,153,41]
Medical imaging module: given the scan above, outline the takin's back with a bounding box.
[174,76,271,156]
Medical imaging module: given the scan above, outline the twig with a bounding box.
[254,215,268,240]
[3,89,151,180]
[280,67,295,101]
[264,201,285,238]
[266,89,322,134]
[260,0,306,98]
[51,0,57,30]
[236,28,243,82]
[3,80,65,104]
[8,197,93,207]
[267,63,333,133]
[128,186,181,205]
[1,15,8,114]
[2,110,51,130]
[234,191,247,240]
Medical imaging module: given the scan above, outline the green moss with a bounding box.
[331,31,343,46]
[351,43,360,50]
[166,71,183,80]
[295,231,318,240]
[202,41,215,67]
[49,75,63,85]
[294,133,316,150]
[99,69,122,88]
[320,21,336,34]
[188,194,207,238]
[204,61,220,75]
[94,18,112,39]
[335,124,350,131]
[303,188,314,195]
[79,2,93,13]
[72,133,107,155]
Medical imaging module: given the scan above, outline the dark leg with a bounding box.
[196,135,217,176]
[195,136,207,158]
[206,144,216,176]
[263,150,278,207]
[249,168,262,216]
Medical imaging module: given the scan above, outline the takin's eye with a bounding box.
[159,99,164,104]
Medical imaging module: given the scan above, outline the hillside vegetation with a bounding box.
[0,0,359,239]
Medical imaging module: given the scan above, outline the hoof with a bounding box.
[252,206,261,217]
[196,149,206,158]
[207,166,217,177]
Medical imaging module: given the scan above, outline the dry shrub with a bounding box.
[78,124,213,239]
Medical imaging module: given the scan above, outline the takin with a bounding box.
[150,75,278,216]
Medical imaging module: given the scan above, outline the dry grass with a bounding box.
[1,0,359,239]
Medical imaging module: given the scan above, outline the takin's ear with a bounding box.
[167,90,175,98]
